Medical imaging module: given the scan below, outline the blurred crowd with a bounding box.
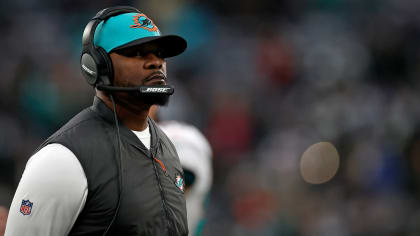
[2,0,420,235]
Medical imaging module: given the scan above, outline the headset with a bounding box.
[80,6,174,235]
[80,6,174,95]
[81,6,139,87]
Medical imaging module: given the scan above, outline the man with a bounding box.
[5,6,188,236]
[150,107,213,236]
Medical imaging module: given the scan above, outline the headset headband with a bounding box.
[80,6,141,86]
[82,6,141,53]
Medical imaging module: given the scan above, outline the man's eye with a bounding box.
[116,49,164,58]
[156,50,164,58]
[134,51,144,57]
[116,50,136,57]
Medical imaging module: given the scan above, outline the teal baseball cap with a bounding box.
[93,12,187,58]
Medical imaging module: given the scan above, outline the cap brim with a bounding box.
[112,35,187,58]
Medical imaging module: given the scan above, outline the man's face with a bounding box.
[109,42,170,108]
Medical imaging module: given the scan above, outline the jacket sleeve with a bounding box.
[5,143,88,236]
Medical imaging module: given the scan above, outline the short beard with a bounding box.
[109,91,171,113]
[139,93,170,106]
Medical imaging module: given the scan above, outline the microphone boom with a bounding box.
[96,84,174,95]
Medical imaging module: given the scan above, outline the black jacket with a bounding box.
[37,97,188,236]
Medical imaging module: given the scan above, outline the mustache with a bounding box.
[144,72,167,83]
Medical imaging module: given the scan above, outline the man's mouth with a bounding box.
[144,72,167,86]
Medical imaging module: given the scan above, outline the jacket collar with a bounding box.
[91,96,159,153]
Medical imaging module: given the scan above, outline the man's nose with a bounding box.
[143,53,164,69]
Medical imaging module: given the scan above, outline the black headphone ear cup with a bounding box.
[81,52,99,86]
[97,47,114,85]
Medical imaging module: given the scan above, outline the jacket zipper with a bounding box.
[150,150,174,235]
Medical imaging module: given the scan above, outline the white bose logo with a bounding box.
[82,64,96,76]
[144,87,171,93]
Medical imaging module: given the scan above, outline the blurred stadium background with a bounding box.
[1,0,420,235]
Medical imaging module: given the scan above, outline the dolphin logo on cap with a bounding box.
[130,13,159,32]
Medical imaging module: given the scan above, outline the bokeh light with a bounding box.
[300,142,340,184]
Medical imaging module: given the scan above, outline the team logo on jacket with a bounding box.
[20,199,33,215]
[175,175,185,192]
